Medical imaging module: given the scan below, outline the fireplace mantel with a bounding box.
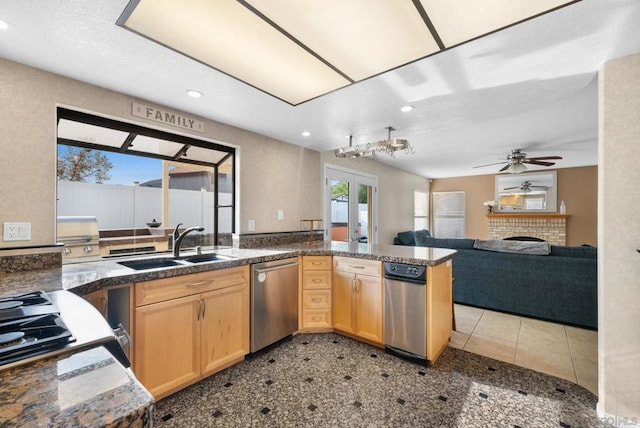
[486,213,569,245]
[486,213,570,219]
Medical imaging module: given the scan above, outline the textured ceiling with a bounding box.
[1,0,640,178]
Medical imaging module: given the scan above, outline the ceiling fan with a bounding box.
[473,149,562,173]
[503,180,546,192]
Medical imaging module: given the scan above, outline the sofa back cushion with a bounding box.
[396,229,431,246]
[550,245,598,259]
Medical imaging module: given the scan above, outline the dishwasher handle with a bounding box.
[254,261,300,276]
[384,275,426,285]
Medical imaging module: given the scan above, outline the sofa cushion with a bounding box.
[396,231,416,245]
[550,245,598,259]
[473,239,551,255]
[415,235,475,250]
[396,229,431,246]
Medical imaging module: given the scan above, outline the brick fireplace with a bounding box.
[486,214,569,246]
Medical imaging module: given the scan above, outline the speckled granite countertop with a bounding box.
[0,346,154,427]
[0,242,456,299]
[0,242,454,427]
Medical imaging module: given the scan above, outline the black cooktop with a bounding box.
[0,291,75,367]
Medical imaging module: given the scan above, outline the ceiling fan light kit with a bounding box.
[335,127,414,159]
[507,162,528,174]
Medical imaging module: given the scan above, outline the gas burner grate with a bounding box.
[0,291,59,323]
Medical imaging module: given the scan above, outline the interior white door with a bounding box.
[324,165,377,244]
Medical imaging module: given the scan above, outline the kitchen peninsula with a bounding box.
[0,242,455,426]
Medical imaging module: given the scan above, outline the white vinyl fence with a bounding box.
[57,181,232,233]
[331,200,369,239]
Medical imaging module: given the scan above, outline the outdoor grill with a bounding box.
[56,216,100,262]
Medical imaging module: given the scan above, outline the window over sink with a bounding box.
[56,108,236,262]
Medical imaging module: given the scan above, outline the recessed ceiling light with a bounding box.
[302,131,311,137]
[186,90,203,98]
[0,19,9,30]
[401,105,414,112]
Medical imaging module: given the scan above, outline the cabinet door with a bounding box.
[134,294,201,399]
[332,271,355,333]
[84,289,108,318]
[200,283,249,377]
[354,274,383,344]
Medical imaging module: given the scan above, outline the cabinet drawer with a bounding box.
[302,308,332,328]
[302,256,332,271]
[333,256,381,277]
[302,289,331,309]
[302,271,332,289]
[135,265,250,307]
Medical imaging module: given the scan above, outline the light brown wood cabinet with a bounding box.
[83,288,108,317]
[332,256,383,345]
[299,256,332,332]
[426,260,453,362]
[133,266,249,399]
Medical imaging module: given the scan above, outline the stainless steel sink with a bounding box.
[181,253,236,263]
[117,257,188,270]
[117,253,236,270]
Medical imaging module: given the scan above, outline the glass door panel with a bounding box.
[357,183,373,243]
[330,177,350,242]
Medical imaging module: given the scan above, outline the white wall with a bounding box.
[598,52,640,421]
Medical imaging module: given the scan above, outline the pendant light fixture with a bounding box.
[334,127,414,159]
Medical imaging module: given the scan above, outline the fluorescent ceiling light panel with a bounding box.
[119,0,579,105]
[121,0,350,105]
[419,0,576,47]
[245,0,440,81]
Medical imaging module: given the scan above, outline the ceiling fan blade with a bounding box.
[472,161,508,169]
[523,160,555,166]
[504,186,520,190]
[526,156,563,160]
[499,163,511,172]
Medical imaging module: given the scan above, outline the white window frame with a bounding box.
[431,191,466,238]
[414,189,429,231]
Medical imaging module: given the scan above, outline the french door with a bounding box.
[324,165,377,244]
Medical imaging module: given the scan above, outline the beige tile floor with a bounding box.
[449,304,598,395]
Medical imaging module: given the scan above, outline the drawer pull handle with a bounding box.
[350,265,366,269]
[311,317,322,321]
[188,280,214,288]
[311,279,323,282]
[311,298,322,302]
[311,262,323,265]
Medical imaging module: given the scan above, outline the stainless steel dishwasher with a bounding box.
[384,261,428,365]
[251,257,299,352]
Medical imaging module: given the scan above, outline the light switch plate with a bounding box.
[3,222,31,241]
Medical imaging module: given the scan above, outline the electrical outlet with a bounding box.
[277,210,284,221]
[3,222,31,241]
[248,219,255,232]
